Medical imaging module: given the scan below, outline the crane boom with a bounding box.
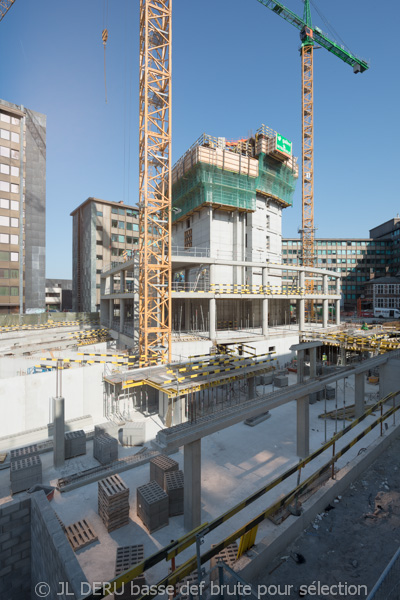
[0,0,15,22]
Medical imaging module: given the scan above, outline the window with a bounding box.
[266,236,270,250]
[10,200,18,211]
[186,218,190,229]
[126,222,133,231]
[11,117,19,126]
[0,181,10,192]
[0,164,10,175]
[11,132,19,143]
[0,234,9,243]
[266,215,270,229]
[0,113,11,124]
[0,286,9,295]
[0,216,9,226]
[118,221,124,229]
[11,166,19,177]
[112,220,118,228]
[10,252,18,262]
[118,235,125,243]
[96,210,103,217]
[0,251,9,260]
[0,146,10,158]
[96,240,103,246]
[0,129,10,140]
[96,254,102,260]
[112,207,118,214]
[118,208,125,215]
[11,149,19,160]
[132,223,139,232]
[96,269,102,274]
[10,287,18,296]
[96,225,103,231]
[0,269,8,278]
[10,235,18,245]
[10,269,18,278]
[126,236,132,244]
[10,183,19,193]
[10,218,18,228]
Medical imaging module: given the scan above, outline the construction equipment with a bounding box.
[0,0,15,22]
[138,0,172,366]
[257,0,368,309]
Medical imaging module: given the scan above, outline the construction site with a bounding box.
[1,1,400,600]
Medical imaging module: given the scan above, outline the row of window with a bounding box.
[0,216,18,227]
[0,146,19,160]
[0,268,18,279]
[284,240,388,247]
[110,234,138,244]
[376,298,400,308]
[0,251,18,262]
[374,284,400,294]
[0,164,19,177]
[0,198,19,211]
[111,220,139,231]
[0,129,19,143]
[0,181,19,193]
[0,285,19,296]
[96,208,139,218]
[0,113,19,125]
[0,233,18,244]
[111,245,138,257]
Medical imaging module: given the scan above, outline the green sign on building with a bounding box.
[276,134,292,156]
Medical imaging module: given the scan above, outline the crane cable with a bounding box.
[102,0,109,103]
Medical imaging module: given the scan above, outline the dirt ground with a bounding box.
[251,434,400,599]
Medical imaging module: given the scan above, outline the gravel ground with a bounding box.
[251,434,400,599]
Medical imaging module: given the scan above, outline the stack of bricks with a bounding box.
[64,430,86,459]
[113,544,146,600]
[164,470,184,517]
[10,444,39,461]
[10,455,42,494]
[210,542,238,582]
[0,497,31,597]
[150,455,179,488]
[98,475,129,532]
[93,433,118,464]
[137,481,169,533]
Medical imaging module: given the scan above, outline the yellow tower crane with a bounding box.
[0,0,15,21]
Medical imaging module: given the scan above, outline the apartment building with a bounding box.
[71,198,139,312]
[0,99,46,313]
[45,279,72,312]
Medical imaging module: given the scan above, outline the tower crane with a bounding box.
[0,0,15,22]
[256,0,368,307]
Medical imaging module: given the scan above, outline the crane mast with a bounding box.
[138,0,172,365]
[0,0,15,22]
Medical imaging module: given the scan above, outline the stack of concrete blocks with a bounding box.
[164,470,184,517]
[94,433,118,465]
[10,444,40,461]
[274,375,288,388]
[98,475,130,532]
[120,422,146,447]
[64,430,86,459]
[309,390,324,404]
[150,455,179,488]
[137,481,169,533]
[259,372,274,385]
[114,544,146,600]
[324,386,336,400]
[0,496,31,598]
[10,455,42,494]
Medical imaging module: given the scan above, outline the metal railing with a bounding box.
[367,545,400,599]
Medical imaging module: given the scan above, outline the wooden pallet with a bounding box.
[65,519,98,552]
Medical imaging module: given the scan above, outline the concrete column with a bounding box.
[323,275,328,328]
[336,277,341,326]
[297,350,305,384]
[53,396,65,468]
[299,270,305,331]
[121,269,126,292]
[296,395,309,458]
[120,298,125,333]
[309,347,317,378]
[248,376,255,400]
[100,299,108,327]
[355,372,365,418]
[109,299,114,328]
[262,267,269,337]
[209,298,216,341]
[184,439,201,530]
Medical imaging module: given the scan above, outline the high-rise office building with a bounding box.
[0,99,46,313]
[71,198,140,313]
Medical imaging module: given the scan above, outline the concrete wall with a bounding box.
[0,364,104,437]
[24,108,46,311]
[31,491,88,600]
[0,495,31,600]
[379,358,400,399]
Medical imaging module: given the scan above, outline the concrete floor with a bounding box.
[0,372,389,592]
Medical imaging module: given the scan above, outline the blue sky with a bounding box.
[1,0,399,278]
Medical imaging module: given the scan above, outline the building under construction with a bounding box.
[100,124,340,355]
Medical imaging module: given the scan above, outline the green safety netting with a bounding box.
[256,153,296,207]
